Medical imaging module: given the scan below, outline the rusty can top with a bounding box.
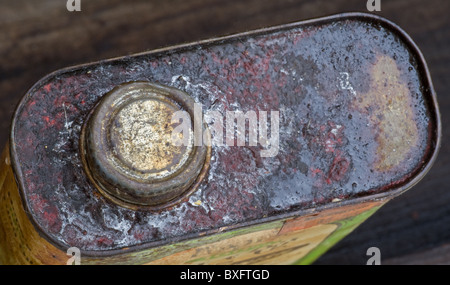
[81,82,210,210]
[9,13,441,255]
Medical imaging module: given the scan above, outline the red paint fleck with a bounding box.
[30,193,47,212]
[133,231,144,240]
[53,95,68,106]
[97,237,114,246]
[43,83,52,92]
[327,151,350,183]
[27,101,36,108]
[311,168,323,177]
[42,115,57,127]
[43,210,60,232]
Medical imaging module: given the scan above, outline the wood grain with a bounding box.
[0,0,449,264]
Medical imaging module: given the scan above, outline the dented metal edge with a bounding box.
[8,12,442,258]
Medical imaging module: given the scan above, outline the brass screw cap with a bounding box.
[81,81,210,211]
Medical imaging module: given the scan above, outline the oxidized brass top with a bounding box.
[81,81,210,210]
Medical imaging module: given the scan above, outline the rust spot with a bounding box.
[354,54,419,171]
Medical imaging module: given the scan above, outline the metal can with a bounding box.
[0,13,441,265]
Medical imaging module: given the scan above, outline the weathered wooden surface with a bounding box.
[0,0,449,264]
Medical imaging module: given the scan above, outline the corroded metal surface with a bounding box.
[10,13,440,255]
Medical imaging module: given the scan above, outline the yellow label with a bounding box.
[147,224,337,265]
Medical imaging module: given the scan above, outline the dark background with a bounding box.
[0,0,448,264]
